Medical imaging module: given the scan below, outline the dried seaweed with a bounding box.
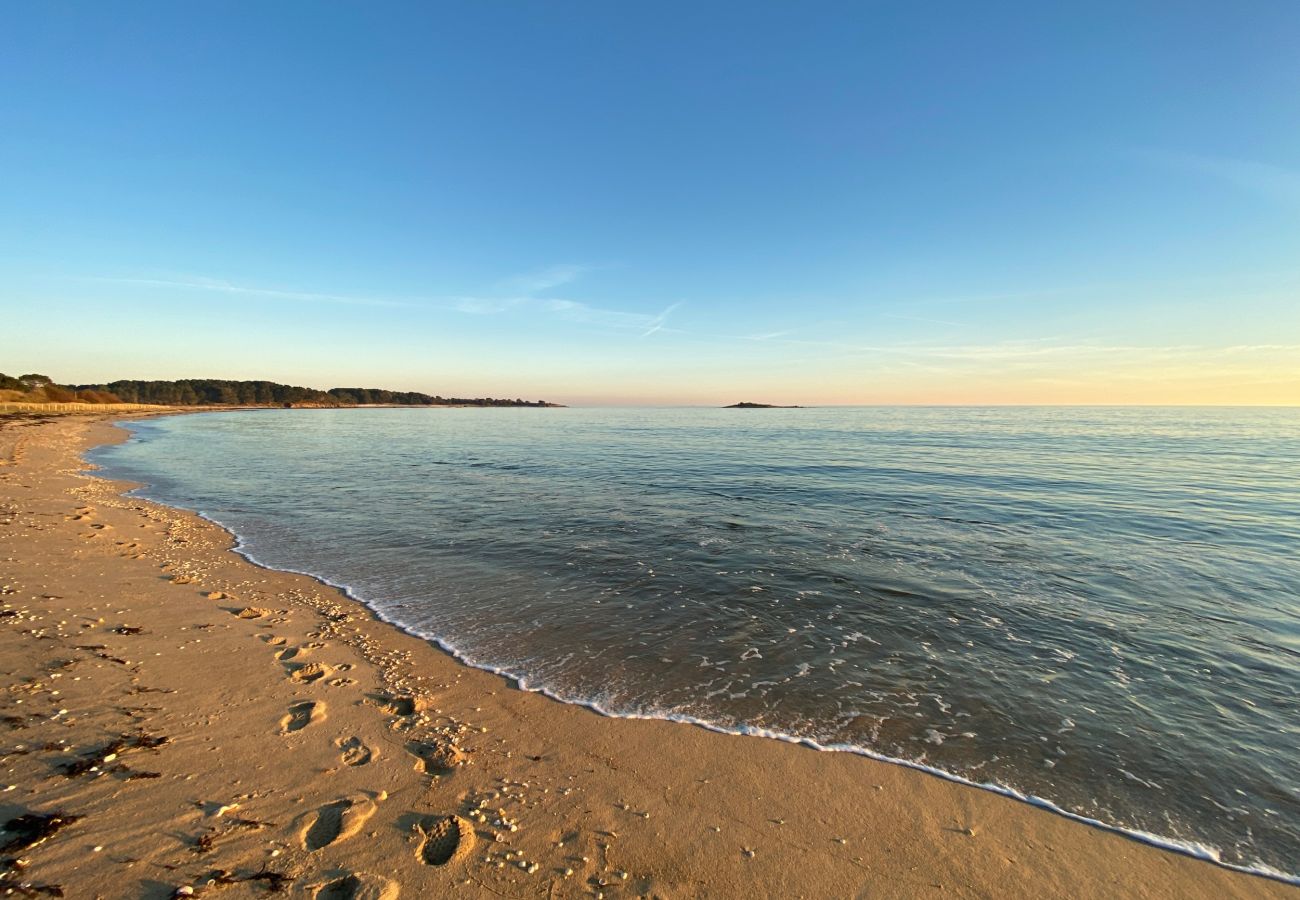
[0,878,65,897]
[55,731,170,777]
[0,812,81,853]
[191,831,215,855]
[188,867,292,894]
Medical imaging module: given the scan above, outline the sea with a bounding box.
[88,406,1300,881]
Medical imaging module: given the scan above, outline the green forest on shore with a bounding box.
[0,372,560,407]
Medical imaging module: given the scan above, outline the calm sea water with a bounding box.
[90,407,1300,879]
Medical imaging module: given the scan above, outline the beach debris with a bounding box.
[55,731,169,777]
[172,868,293,896]
[2,878,68,897]
[414,815,474,866]
[0,812,81,853]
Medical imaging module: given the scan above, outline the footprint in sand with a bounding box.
[409,741,465,775]
[235,607,271,619]
[289,662,330,684]
[336,736,374,767]
[372,694,429,717]
[414,815,474,866]
[277,646,308,662]
[299,793,382,852]
[260,635,288,646]
[316,873,400,900]
[279,701,326,734]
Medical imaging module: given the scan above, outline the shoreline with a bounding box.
[1,411,1294,898]
[176,487,1294,887]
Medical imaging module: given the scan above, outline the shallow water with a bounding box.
[91,406,1300,878]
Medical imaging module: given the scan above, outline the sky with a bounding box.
[2,2,1298,406]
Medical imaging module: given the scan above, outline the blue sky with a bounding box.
[2,2,1298,404]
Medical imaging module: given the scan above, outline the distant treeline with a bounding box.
[0,372,122,404]
[329,386,557,407]
[0,372,560,408]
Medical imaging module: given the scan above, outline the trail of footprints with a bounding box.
[208,575,477,895]
[29,442,478,896]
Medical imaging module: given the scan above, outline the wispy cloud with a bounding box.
[706,328,1300,371]
[495,264,591,295]
[92,267,683,337]
[451,296,523,315]
[639,302,681,337]
[883,312,969,328]
[441,265,684,336]
[471,266,683,337]
[91,275,416,308]
[1139,150,1300,205]
[533,297,677,333]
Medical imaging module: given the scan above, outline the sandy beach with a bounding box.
[0,411,1293,899]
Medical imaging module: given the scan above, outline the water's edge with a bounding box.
[80,413,1298,887]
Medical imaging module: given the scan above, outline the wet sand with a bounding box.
[0,412,1293,898]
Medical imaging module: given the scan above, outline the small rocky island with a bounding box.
[724,402,803,408]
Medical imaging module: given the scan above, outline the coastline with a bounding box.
[1,412,1294,898]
